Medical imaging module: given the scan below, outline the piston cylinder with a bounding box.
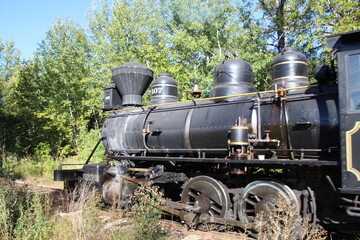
[102,176,138,209]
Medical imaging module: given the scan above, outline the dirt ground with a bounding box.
[15,179,250,240]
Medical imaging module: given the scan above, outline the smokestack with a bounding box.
[112,62,153,107]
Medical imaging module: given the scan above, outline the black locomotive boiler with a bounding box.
[55,30,360,234]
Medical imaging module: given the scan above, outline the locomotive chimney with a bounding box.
[112,62,153,107]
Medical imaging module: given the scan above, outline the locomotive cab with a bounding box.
[327,30,360,194]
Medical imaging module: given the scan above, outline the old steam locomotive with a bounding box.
[55,30,360,233]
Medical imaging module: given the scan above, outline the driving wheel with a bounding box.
[237,180,299,224]
[181,176,230,227]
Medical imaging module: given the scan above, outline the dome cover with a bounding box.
[209,58,256,102]
[148,73,178,105]
[271,47,309,89]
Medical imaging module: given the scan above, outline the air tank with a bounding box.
[209,58,256,102]
[112,62,153,107]
[271,47,309,89]
[148,73,178,105]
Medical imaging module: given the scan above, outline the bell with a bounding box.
[192,83,202,98]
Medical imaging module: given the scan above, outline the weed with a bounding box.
[253,195,328,240]
[130,185,166,240]
[54,179,137,240]
[0,178,53,240]
[57,180,103,240]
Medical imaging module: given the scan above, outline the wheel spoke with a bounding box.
[245,198,257,206]
[188,191,197,198]
[254,195,261,202]
[208,209,215,217]
[210,204,222,214]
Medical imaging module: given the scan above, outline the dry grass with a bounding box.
[53,181,167,240]
[64,180,97,213]
[53,180,104,240]
[252,195,328,240]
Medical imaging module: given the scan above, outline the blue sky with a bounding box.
[0,0,93,59]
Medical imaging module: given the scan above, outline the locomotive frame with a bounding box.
[54,30,360,235]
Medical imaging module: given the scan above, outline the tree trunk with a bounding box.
[276,0,286,52]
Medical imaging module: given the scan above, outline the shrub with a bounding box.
[130,185,165,240]
[0,178,53,240]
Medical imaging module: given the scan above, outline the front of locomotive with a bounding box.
[102,61,154,156]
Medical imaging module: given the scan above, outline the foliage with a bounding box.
[130,185,165,240]
[0,179,53,240]
[0,40,21,99]
[0,40,22,155]
[312,0,360,55]
[256,0,359,76]
[78,127,105,163]
[35,18,96,155]
[257,0,316,52]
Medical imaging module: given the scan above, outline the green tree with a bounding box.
[165,0,233,97]
[0,40,22,157]
[88,0,176,104]
[257,0,317,53]
[257,0,360,53]
[256,0,359,82]
[35,18,95,155]
[0,40,22,108]
[313,0,360,47]
[226,0,275,90]
[88,0,275,96]
[88,0,170,71]
[3,60,59,156]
